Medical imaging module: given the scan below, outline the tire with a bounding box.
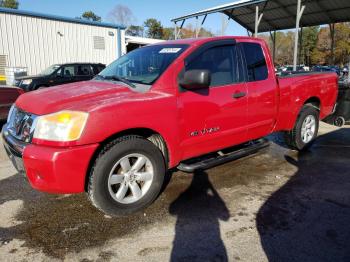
[334,116,346,127]
[284,104,319,151]
[88,135,166,216]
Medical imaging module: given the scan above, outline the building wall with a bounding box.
[0,12,125,75]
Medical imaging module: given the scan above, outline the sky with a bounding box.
[19,0,248,36]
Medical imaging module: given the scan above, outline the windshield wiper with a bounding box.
[96,75,136,88]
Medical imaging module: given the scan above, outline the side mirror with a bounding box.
[179,69,211,90]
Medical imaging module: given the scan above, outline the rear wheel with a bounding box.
[334,116,346,127]
[88,136,165,216]
[284,105,319,151]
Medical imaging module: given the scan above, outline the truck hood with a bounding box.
[15,80,141,115]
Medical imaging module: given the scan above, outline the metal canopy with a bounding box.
[172,0,350,33]
[172,0,350,70]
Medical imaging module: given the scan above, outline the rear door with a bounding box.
[92,64,105,76]
[178,41,248,160]
[74,64,93,82]
[240,42,278,140]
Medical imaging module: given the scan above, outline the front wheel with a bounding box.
[284,105,319,151]
[88,136,166,216]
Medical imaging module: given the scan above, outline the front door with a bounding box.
[178,42,248,160]
[52,65,75,86]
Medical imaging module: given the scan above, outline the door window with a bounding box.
[62,66,75,78]
[92,65,105,75]
[241,43,268,82]
[76,65,91,76]
[186,45,237,87]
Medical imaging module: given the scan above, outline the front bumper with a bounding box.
[2,124,99,194]
[2,125,26,173]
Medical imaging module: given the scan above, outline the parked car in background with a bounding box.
[14,63,106,92]
[329,65,340,75]
[0,86,23,120]
[280,65,306,76]
[312,65,339,75]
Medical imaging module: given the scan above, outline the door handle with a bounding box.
[233,92,246,99]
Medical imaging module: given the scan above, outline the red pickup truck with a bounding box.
[2,37,337,216]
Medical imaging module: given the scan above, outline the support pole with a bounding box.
[298,27,303,65]
[175,20,185,40]
[254,5,263,37]
[329,23,335,65]
[293,0,305,71]
[221,14,230,36]
[196,14,207,38]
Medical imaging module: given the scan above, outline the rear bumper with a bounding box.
[2,124,99,194]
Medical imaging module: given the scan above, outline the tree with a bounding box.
[312,23,350,66]
[301,26,319,65]
[162,27,175,40]
[126,25,144,37]
[311,48,327,65]
[314,27,330,65]
[0,0,19,9]
[334,23,350,66]
[108,4,135,27]
[173,24,214,39]
[199,28,214,37]
[144,18,163,39]
[81,11,101,22]
[259,23,350,67]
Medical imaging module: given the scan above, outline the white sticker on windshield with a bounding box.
[159,48,182,54]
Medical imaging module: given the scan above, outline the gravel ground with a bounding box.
[0,122,349,262]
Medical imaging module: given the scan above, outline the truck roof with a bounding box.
[151,36,265,47]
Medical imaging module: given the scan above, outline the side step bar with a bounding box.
[177,139,270,173]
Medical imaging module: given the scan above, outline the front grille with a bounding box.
[7,106,37,143]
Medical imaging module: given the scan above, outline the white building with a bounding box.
[125,36,165,53]
[0,7,126,77]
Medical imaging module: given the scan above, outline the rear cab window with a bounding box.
[241,42,268,82]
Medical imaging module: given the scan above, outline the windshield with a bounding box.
[40,65,60,76]
[98,44,188,85]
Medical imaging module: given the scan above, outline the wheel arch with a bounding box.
[290,96,321,129]
[303,96,321,110]
[278,96,322,132]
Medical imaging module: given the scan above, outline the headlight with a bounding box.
[33,111,89,142]
[22,79,32,85]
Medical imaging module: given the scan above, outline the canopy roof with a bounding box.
[172,0,350,33]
